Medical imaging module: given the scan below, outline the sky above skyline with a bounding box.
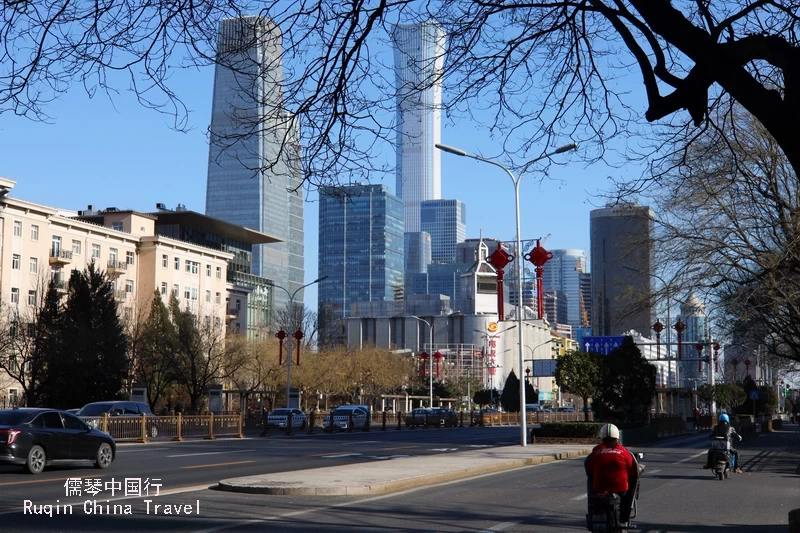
[0,44,647,311]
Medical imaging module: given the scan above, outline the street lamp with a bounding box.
[622,265,700,389]
[411,316,434,407]
[267,276,329,408]
[438,141,577,447]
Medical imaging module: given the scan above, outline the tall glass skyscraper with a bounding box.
[392,21,446,233]
[205,16,305,311]
[420,199,466,264]
[542,249,588,329]
[318,184,405,323]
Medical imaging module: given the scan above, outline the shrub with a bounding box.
[535,422,603,438]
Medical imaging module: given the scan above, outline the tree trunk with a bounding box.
[583,395,590,422]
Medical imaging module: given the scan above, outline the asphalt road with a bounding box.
[1,424,798,532]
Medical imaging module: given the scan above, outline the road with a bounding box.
[1,424,798,532]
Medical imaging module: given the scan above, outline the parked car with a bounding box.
[266,408,307,429]
[76,401,159,438]
[430,408,459,428]
[322,405,370,431]
[0,408,116,474]
[472,408,502,425]
[405,408,433,427]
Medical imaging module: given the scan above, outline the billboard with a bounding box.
[532,359,558,377]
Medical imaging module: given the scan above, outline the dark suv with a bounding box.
[76,401,159,438]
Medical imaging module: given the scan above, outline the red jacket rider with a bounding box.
[586,424,638,493]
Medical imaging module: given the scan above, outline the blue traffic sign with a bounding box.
[748,389,760,401]
[583,336,627,355]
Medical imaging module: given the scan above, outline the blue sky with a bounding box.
[0,52,645,311]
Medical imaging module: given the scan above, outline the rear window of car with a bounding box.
[77,403,117,416]
[0,411,31,426]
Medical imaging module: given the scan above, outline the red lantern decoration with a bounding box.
[731,358,739,382]
[713,343,720,372]
[652,320,664,360]
[487,243,514,319]
[524,239,554,320]
[695,343,704,371]
[275,329,287,365]
[419,351,429,377]
[744,358,751,376]
[293,329,304,366]
[434,351,443,378]
[673,320,686,360]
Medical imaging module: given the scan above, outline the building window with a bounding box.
[204,316,211,329]
[10,288,19,304]
[125,280,134,293]
[112,222,124,232]
[185,260,199,274]
[92,244,101,259]
[126,251,134,265]
[13,221,21,237]
[216,266,222,279]
[205,290,211,303]
[173,284,179,296]
[52,235,62,253]
[162,254,168,268]
[174,257,180,270]
[215,292,221,305]
[161,282,167,295]
[11,254,20,270]
[29,257,37,273]
[206,264,211,277]
[72,240,81,255]
[30,224,38,241]
[27,290,36,305]
[191,287,198,301]
[184,287,190,300]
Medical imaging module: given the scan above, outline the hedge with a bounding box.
[534,422,603,438]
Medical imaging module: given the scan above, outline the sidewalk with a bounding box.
[218,443,593,496]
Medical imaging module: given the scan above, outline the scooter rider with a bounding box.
[703,413,742,473]
[585,423,640,526]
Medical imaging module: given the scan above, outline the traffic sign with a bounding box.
[583,336,627,355]
[748,389,760,401]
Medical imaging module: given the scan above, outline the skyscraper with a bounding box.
[420,199,466,264]
[392,21,446,233]
[205,16,304,311]
[542,249,588,329]
[677,292,708,385]
[590,204,654,336]
[318,184,404,325]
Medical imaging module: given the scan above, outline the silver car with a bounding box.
[266,408,307,429]
[322,406,370,431]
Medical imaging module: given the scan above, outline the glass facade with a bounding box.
[205,16,304,311]
[318,184,405,322]
[392,21,446,233]
[542,249,587,329]
[420,199,467,264]
[404,231,431,274]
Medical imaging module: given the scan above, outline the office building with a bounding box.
[590,204,654,336]
[318,184,404,334]
[420,199,466,264]
[205,16,304,311]
[542,249,588,329]
[677,292,708,386]
[392,21,446,233]
[580,272,592,328]
[404,232,431,274]
[543,289,569,326]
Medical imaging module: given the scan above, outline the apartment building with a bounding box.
[0,178,234,406]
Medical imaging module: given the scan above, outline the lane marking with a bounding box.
[168,449,255,458]
[0,474,92,487]
[481,522,519,532]
[181,460,255,470]
[647,469,661,475]
[117,447,170,453]
[571,493,587,501]
[675,451,706,464]
[320,453,363,459]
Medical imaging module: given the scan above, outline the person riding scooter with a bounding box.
[585,423,640,526]
[703,413,742,473]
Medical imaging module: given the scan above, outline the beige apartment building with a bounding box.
[0,178,234,407]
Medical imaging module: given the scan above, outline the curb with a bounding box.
[217,447,593,496]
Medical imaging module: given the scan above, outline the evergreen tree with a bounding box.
[29,282,62,407]
[42,263,128,408]
[592,337,656,426]
[555,350,601,422]
[500,370,521,412]
[136,291,179,409]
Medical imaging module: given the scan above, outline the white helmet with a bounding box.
[600,423,620,440]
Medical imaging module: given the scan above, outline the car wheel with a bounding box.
[149,426,159,438]
[25,445,46,475]
[95,443,113,469]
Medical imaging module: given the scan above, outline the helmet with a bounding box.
[600,423,620,440]
[719,414,730,423]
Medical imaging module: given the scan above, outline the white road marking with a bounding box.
[675,451,706,464]
[321,453,363,458]
[571,493,588,501]
[431,448,458,452]
[167,449,255,458]
[117,447,170,453]
[480,521,519,532]
[647,469,661,475]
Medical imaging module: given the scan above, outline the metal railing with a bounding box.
[80,413,244,442]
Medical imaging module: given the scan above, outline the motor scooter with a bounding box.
[586,452,645,533]
[710,435,735,480]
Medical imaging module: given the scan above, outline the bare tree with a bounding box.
[5,2,800,187]
[273,303,319,351]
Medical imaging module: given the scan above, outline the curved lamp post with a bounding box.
[267,276,328,408]
[437,142,577,446]
[411,316,434,407]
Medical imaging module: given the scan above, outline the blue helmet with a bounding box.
[719,414,730,423]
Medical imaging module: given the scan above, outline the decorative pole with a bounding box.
[695,343,704,372]
[420,352,429,378]
[745,358,751,377]
[674,319,686,388]
[275,330,287,365]
[732,358,739,383]
[293,329,303,365]
[652,320,664,361]
[434,351,443,378]
[487,243,514,320]
[525,239,554,320]
[713,343,720,372]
